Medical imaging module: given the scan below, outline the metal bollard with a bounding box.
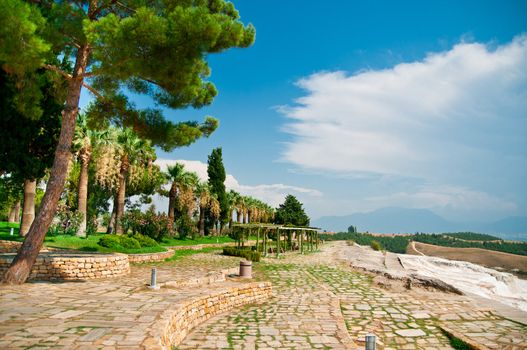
[148,267,160,289]
[365,334,376,350]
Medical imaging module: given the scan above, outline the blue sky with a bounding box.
[81,0,527,222]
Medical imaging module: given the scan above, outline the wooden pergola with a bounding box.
[231,223,321,257]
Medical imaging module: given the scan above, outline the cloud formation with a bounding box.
[280,35,527,217]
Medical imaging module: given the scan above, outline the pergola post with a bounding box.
[296,231,300,252]
[276,228,280,258]
[263,229,267,256]
[256,227,260,252]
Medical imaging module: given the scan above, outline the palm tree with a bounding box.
[19,179,37,236]
[114,129,153,235]
[209,193,221,235]
[72,114,113,237]
[195,181,210,236]
[227,190,240,229]
[245,196,256,223]
[166,163,199,227]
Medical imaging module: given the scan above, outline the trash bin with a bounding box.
[239,260,252,278]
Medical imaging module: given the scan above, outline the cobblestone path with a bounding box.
[0,252,247,349]
[179,244,527,350]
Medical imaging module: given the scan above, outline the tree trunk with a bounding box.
[2,44,91,284]
[247,209,252,224]
[107,197,117,234]
[199,205,205,236]
[19,179,37,236]
[14,200,21,223]
[242,209,247,224]
[228,209,233,229]
[8,200,20,223]
[236,209,241,223]
[167,183,176,226]
[114,154,128,235]
[76,147,91,237]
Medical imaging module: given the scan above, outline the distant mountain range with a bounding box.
[312,207,527,241]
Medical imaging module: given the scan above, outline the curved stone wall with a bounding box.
[147,282,273,349]
[0,252,130,281]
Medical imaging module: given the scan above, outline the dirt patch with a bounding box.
[408,241,527,275]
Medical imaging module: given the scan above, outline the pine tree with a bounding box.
[275,195,310,227]
[0,0,255,283]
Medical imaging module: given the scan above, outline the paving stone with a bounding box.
[395,329,427,337]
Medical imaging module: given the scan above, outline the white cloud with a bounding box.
[280,35,527,177]
[279,35,527,217]
[152,159,322,211]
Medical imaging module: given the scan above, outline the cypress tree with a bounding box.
[207,148,229,229]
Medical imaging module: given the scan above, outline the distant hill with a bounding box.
[312,207,527,241]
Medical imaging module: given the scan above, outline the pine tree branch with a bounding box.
[43,64,72,80]
[82,82,104,100]
[90,0,118,19]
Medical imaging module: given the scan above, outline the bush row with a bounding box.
[222,246,261,262]
[98,233,159,250]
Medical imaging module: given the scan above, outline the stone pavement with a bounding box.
[1,243,526,349]
[179,242,527,350]
[0,252,257,349]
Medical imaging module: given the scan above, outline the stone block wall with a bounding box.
[154,282,272,349]
[0,252,130,281]
[128,249,175,263]
[0,240,23,253]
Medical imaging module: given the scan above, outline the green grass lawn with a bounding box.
[0,221,249,254]
[0,221,21,236]
[0,230,167,254]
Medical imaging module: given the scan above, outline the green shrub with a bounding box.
[47,203,84,236]
[98,235,122,249]
[119,236,141,249]
[98,234,141,250]
[370,240,382,251]
[223,246,261,262]
[129,233,158,247]
[122,206,173,241]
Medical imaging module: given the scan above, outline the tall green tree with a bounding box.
[0,69,63,235]
[1,0,254,283]
[207,148,229,231]
[274,195,310,227]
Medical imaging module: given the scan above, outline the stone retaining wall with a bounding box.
[0,240,22,253]
[161,267,239,289]
[128,249,175,263]
[147,282,272,349]
[0,252,130,281]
